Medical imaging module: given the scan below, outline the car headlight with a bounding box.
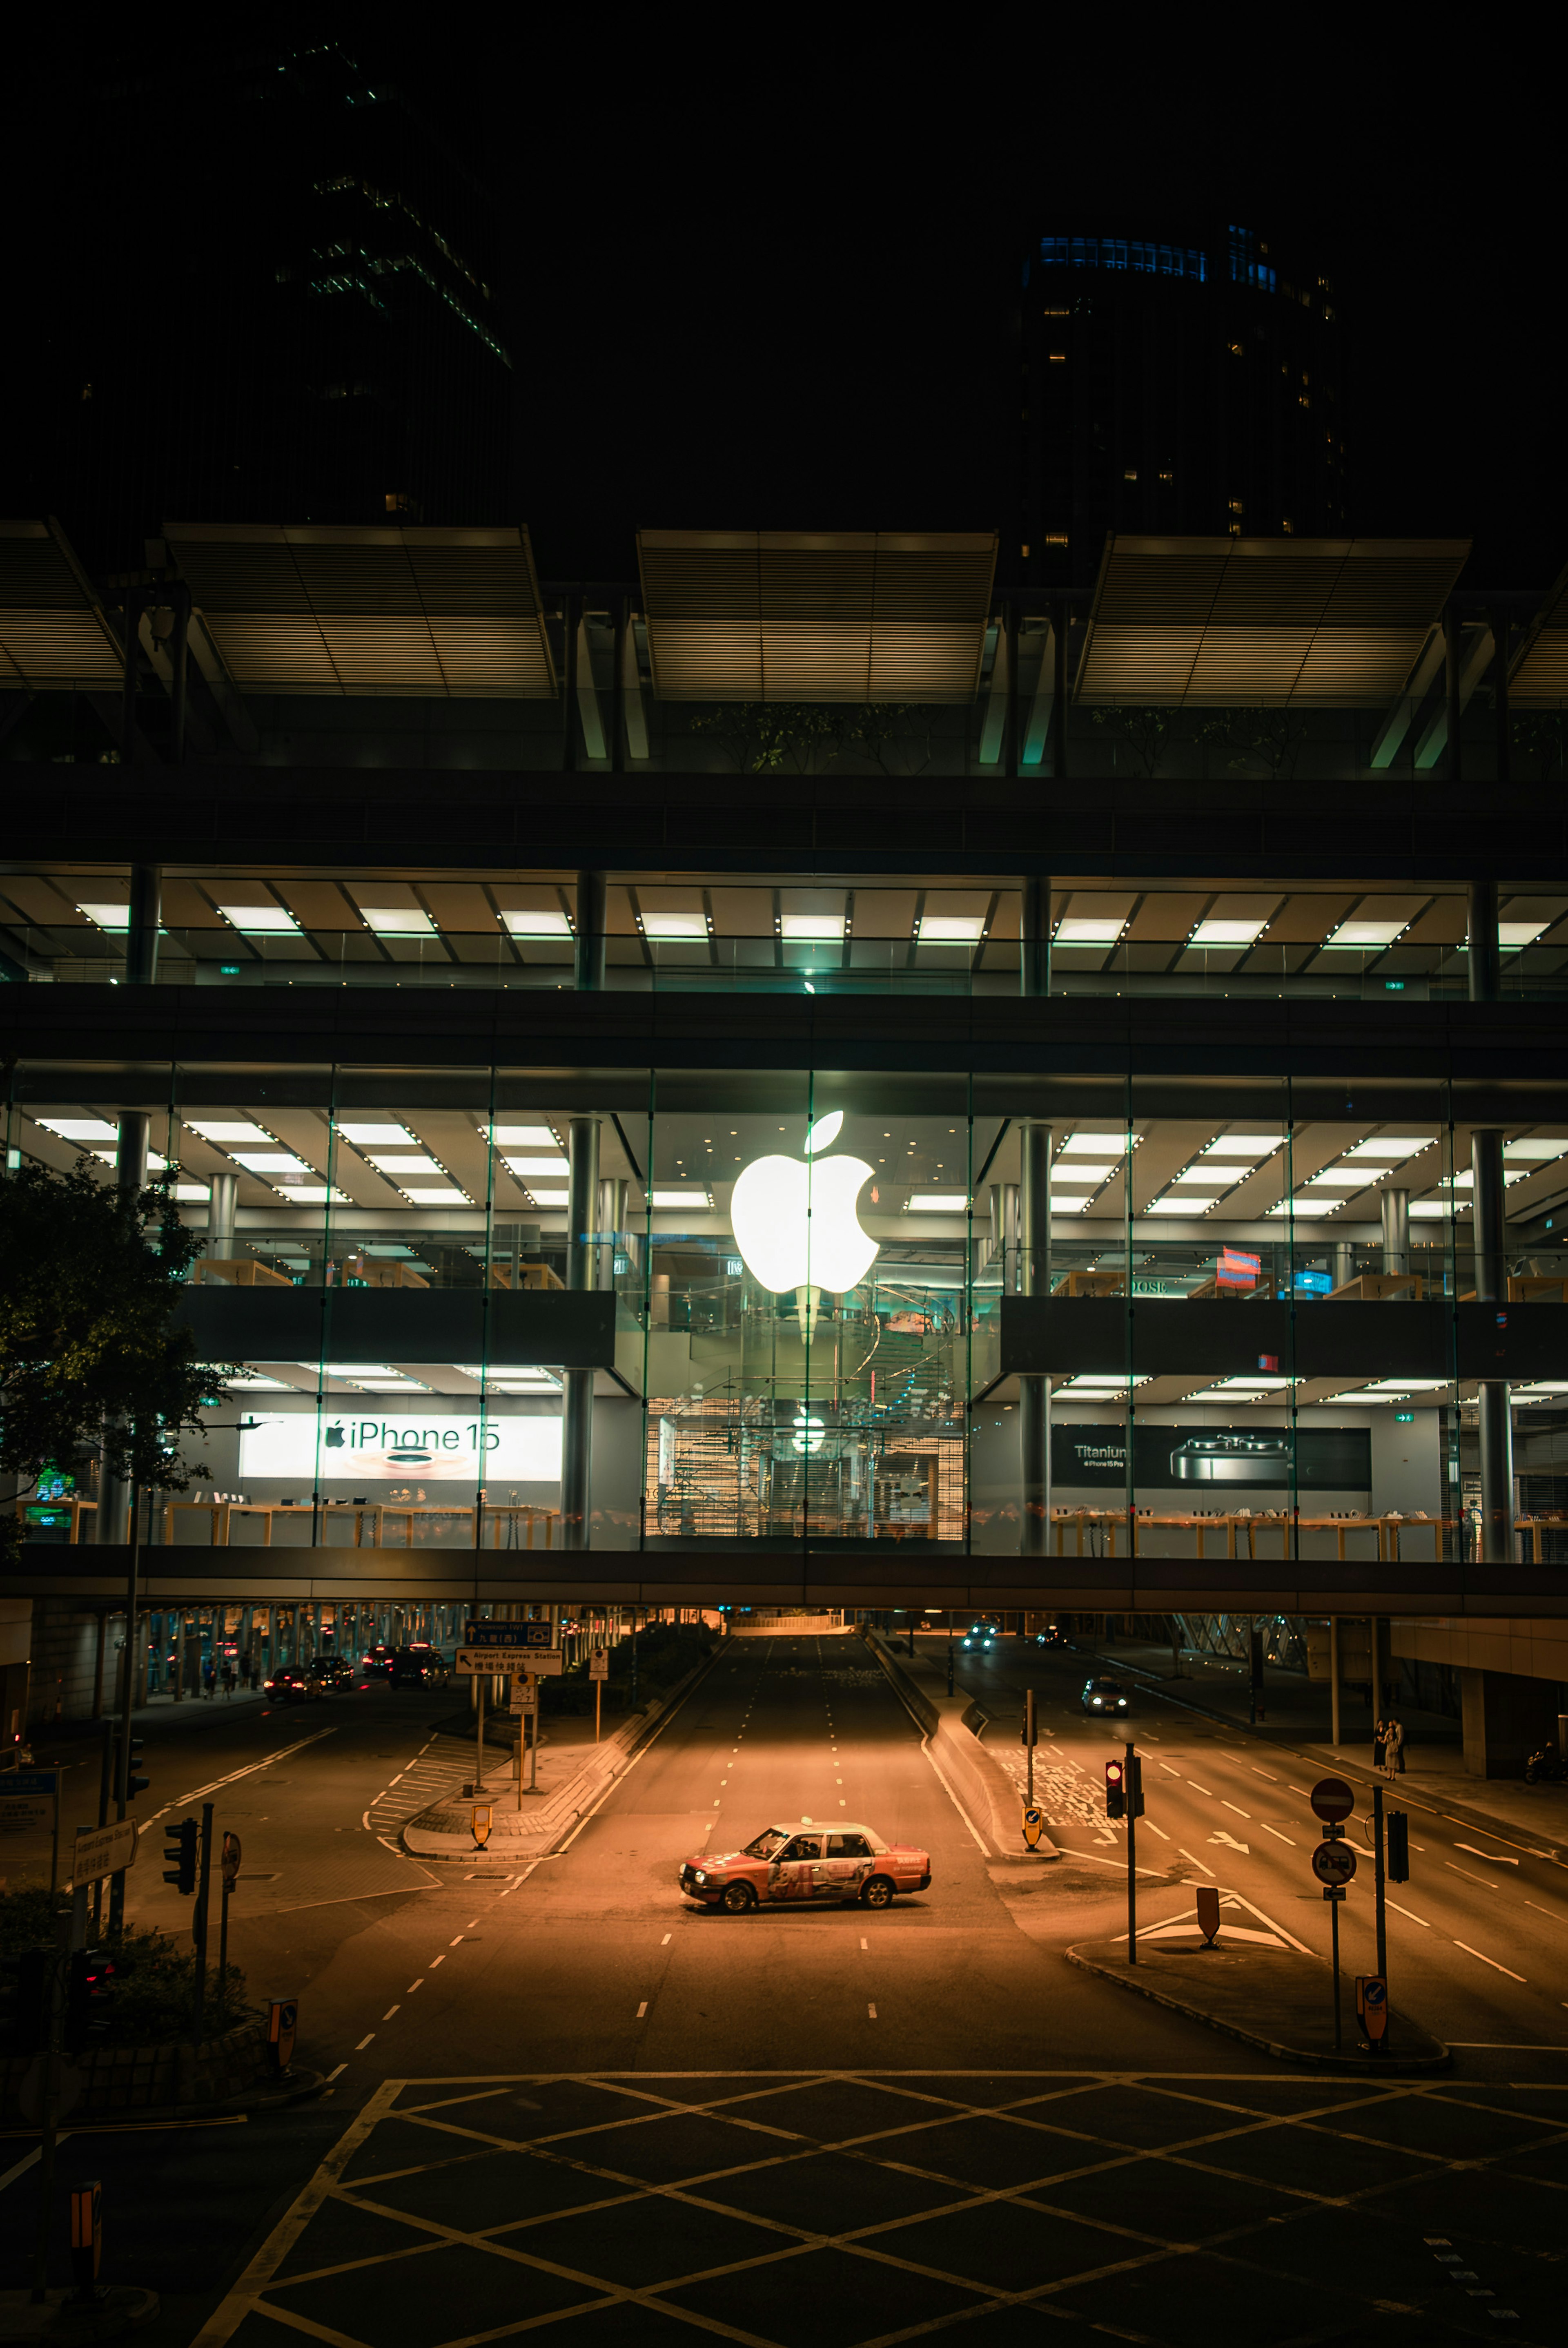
[1091,1697,1102,1706]
[694,1870,706,1884]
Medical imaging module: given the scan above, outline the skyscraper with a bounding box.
[1016,226,1344,587]
[15,41,513,571]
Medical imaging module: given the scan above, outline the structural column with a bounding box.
[1472,1124,1514,1562]
[561,1116,601,1549]
[1020,876,1051,1000]
[126,865,161,987]
[1018,1122,1052,1555]
[1380,1188,1410,1283]
[207,1171,237,1260]
[1468,878,1500,1005]
[575,870,606,992]
[96,1112,150,1545]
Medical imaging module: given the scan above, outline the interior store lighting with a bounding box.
[1147,1197,1220,1213]
[1060,1133,1136,1153]
[650,1188,711,1206]
[503,1155,568,1177]
[233,1151,311,1175]
[1499,921,1549,945]
[501,910,572,938]
[218,904,301,933]
[639,912,708,938]
[399,1184,469,1205]
[1341,1137,1435,1159]
[907,1195,969,1212]
[1189,917,1267,945]
[36,1117,121,1142]
[919,915,986,941]
[366,1152,444,1177]
[359,908,437,936]
[1265,1197,1343,1216]
[336,1122,417,1146]
[1322,919,1407,948]
[185,1121,274,1146]
[1503,1137,1568,1158]
[1056,916,1126,945]
[483,1126,560,1146]
[780,914,844,940]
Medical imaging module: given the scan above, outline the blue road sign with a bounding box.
[465,1621,553,1648]
[2,1770,60,1796]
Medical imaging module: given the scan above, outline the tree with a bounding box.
[1193,708,1307,778]
[1091,705,1178,776]
[684,703,840,773]
[0,1159,225,1541]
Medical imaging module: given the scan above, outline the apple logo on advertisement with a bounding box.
[729,1109,878,1293]
[325,1423,345,1448]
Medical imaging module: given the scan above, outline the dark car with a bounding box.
[1080,1675,1130,1716]
[1033,1626,1069,1647]
[389,1643,449,1688]
[362,1644,394,1677]
[306,1655,354,1690]
[262,1665,316,1702]
[961,1623,998,1651]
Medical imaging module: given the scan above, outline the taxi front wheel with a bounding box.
[721,1881,757,1914]
[859,1876,895,1910]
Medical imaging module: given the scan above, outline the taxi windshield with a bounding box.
[743,1828,788,1860]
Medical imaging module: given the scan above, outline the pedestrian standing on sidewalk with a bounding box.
[203,1658,217,1699]
[1372,1716,1387,1771]
[1384,1714,1405,1777]
[220,1660,236,1698]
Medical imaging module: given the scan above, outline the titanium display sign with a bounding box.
[1051,1423,1371,1492]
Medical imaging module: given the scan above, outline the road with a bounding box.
[3,1633,1566,2346]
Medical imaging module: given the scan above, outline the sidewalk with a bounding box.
[1090,1637,1568,1857]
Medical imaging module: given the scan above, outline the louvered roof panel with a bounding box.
[1076,533,1470,706]
[164,521,556,697]
[0,521,125,687]
[1509,559,1568,705]
[637,528,996,701]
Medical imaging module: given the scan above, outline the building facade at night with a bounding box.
[3,518,1568,1775]
[1018,228,1344,591]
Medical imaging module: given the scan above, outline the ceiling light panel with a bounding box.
[359,908,437,936]
[1056,916,1125,945]
[335,1122,418,1146]
[484,1125,559,1146]
[501,910,571,938]
[503,1156,568,1177]
[185,1121,274,1146]
[1190,917,1267,946]
[35,1117,120,1142]
[639,912,708,939]
[780,914,844,940]
[1323,920,1407,948]
[367,1152,443,1177]
[218,904,300,933]
[920,915,986,941]
[1060,1133,1135,1154]
[1341,1137,1436,1159]
[233,1151,311,1175]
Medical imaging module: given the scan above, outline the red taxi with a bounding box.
[679,1820,931,1913]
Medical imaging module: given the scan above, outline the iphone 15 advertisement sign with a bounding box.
[240,1411,562,1483]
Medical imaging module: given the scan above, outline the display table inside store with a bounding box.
[157,1500,559,1548]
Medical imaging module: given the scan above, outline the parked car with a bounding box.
[679,1823,931,1913]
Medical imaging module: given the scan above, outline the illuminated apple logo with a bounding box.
[729,1110,878,1293]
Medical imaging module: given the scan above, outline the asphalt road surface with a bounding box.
[4,1632,1566,2346]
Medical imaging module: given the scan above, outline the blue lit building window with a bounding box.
[1227,226,1277,294]
[1036,236,1207,282]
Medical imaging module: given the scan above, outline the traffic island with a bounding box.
[1067,1897,1450,2072]
[0,2286,158,2344]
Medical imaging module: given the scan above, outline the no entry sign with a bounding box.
[1310,1777,1355,1824]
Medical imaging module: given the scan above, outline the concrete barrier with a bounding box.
[862,1631,1059,1861]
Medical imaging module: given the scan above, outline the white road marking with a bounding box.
[407,1980,423,1992]
[1179,1846,1217,1877]
[661,1933,672,1945]
[860,1938,869,1951]
[1140,1819,1170,1841]
[382,2006,399,2020]
[1188,1782,1213,1795]
[1221,1802,1251,1819]
[325,2064,347,2083]
[355,2034,374,2050]
[429,1955,445,1967]
[450,1936,463,1945]
[1453,1940,1526,1983]
[176,1728,337,1807]
[868,2004,878,2019]
[636,2002,648,2018]
[1526,1901,1566,1924]
[1386,1901,1430,1927]
[1447,1862,1499,1889]
[1262,1824,1297,1846]
[1455,1843,1518,1866]
[1252,1768,1278,1781]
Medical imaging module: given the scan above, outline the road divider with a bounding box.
[862,1632,1059,1862]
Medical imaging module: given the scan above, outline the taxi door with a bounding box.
[766,1834,822,1900]
[822,1832,873,1898]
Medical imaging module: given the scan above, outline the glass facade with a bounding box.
[13,1066,1567,1565]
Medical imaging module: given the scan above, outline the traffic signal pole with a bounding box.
[192,1803,214,2048]
[108,1478,142,1938]
[1125,1740,1138,1965]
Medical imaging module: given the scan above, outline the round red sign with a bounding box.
[1311,1839,1358,1886]
[1310,1776,1355,1824]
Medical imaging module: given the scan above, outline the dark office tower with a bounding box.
[18,42,513,570]
[1016,227,1344,587]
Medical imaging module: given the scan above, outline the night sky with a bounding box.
[9,31,1563,592]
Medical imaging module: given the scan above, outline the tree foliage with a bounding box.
[0,1157,224,1504]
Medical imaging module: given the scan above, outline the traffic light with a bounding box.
[65,1950,120,2053]
[163,1818,198,1893]
[0,1948,50,2053]
[122,1735,149,1800]
[1386,1809,1410,1883]
[1105,1759,1125,1819]
[1128,1755,1145,1818]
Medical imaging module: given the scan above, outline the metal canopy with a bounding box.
[164,522,557,699]
[637,529,997,702]
[0,520,125,689]
[1508,561,1568,704]
[1074,535,1471,707]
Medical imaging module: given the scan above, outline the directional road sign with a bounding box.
[1021,1804,1045,1850]
[1311,1838,1358,1886]
[1195,1884,1221,1944]
[69,1819,138,1884]
[1310,1777,1356,1824]
[509,1679,540,1715]
[1358,1973,1389,2040]
[456,1645,562,1676]
[465,1621,555,1648]
[2,1770,60,1797]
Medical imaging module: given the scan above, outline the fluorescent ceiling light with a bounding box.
[1441,1170,1530,1188]
[92,1149,170,1171]
[325,1363,411,1378]
[640,911,707,939]
[1056,917,1125,945]
[1512,1382,1568,1398]
[780,914,843,940]
[1358,1378,1449,1394]
[457,1366,561,1383]
[488,1380,562,1394]
[218,904,300,933]
[222,1374,291,1390]
[1410,1200,1455,1217]
[173,1182,210,1200]
[1054,1375,1151,1392]
[367,1152,443,1177]
[1323,920,1407,948]
[501,909,571,939]
[336,1122,417,1147]
[1200,1376,1294,1391]
[523,1187,569,1205]
[1190,918,1267,946]
[503,1155,568,1178]
[1060,1133,1134,1153]
[1305,1168,1372,1187]
[186,1121,273,1146]
[234,1151,311,1175]
[1147,1197,1218,1214]
[76,903,133,930]
[1265,1198,1343,1217]
[919,915,985,942]
[907,1195,969,1212]
[1051,1195,1093,1212]
[1203,1137,1285,1160]
[1053,1164,1116,1184]
[1500,920,1548,945]
[359,908,437,936]
[483,1125,558,1146]
[36,1117,120,1142]
[1503,1137,1567,1158]
[650,1188,710,1206]
[275,1184,349,1202]
[1171,1168,1233,1187]
[401,1184,468,1204]
[1341,1137,1435,1159]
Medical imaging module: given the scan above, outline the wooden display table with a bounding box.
[194,1257,292,1286]
[1329,1272,1424,1301]
[1053,1270,1125,1298]
[490,1262,565,1290]
[158,1500,559,1548]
